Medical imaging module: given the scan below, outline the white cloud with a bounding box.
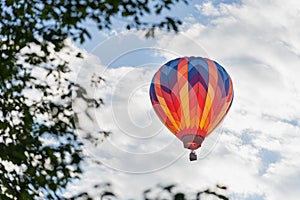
[195,2,221,16]
[66,0,300,199]
[182,0,300,199]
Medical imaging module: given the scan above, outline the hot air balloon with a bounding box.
[149,57,234,161]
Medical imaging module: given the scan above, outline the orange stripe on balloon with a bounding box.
[171,83,182,121]
[209,86,225,128]
[154,71,180,132]
[207,70,224,132]
[207,80,233,134]
[177,58,190,129]
[161,88,181,127]
[200,59,217,129]
[189,88,198,129]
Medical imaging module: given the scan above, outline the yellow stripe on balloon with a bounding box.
[207,77,233,134]
[194,83,201,131]
[207,100,229,134]
[177,58,190,130]
[200,87,213,129]
[190,102,197,129]
[188,83,198,130]
[157,95,180,132]
[200,60,218,130]
[179,82,190,129]
[154,71,180,132]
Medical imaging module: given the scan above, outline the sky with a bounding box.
[65,0,300,199]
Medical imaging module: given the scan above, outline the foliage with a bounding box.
[71,183,230,200]
[0,0,188,199]
[143,184,230,200]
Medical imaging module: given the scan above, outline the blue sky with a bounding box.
[66,0,300,199]
[80,0,243,52]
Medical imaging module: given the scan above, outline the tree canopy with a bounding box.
[0,0,189,199]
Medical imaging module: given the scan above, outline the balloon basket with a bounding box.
[189,151,197,161]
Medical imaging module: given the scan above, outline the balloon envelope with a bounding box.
[149,57,234,150]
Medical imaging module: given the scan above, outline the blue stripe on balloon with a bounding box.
[214,61,231,96]
[160,71,171,92]
[189,57,209,90]
[166,58,180,69]
[188,67,199,88]
[168,68,178,89]
[224,77,230,95]
[149,83,158,102]
[165,58,179,90]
